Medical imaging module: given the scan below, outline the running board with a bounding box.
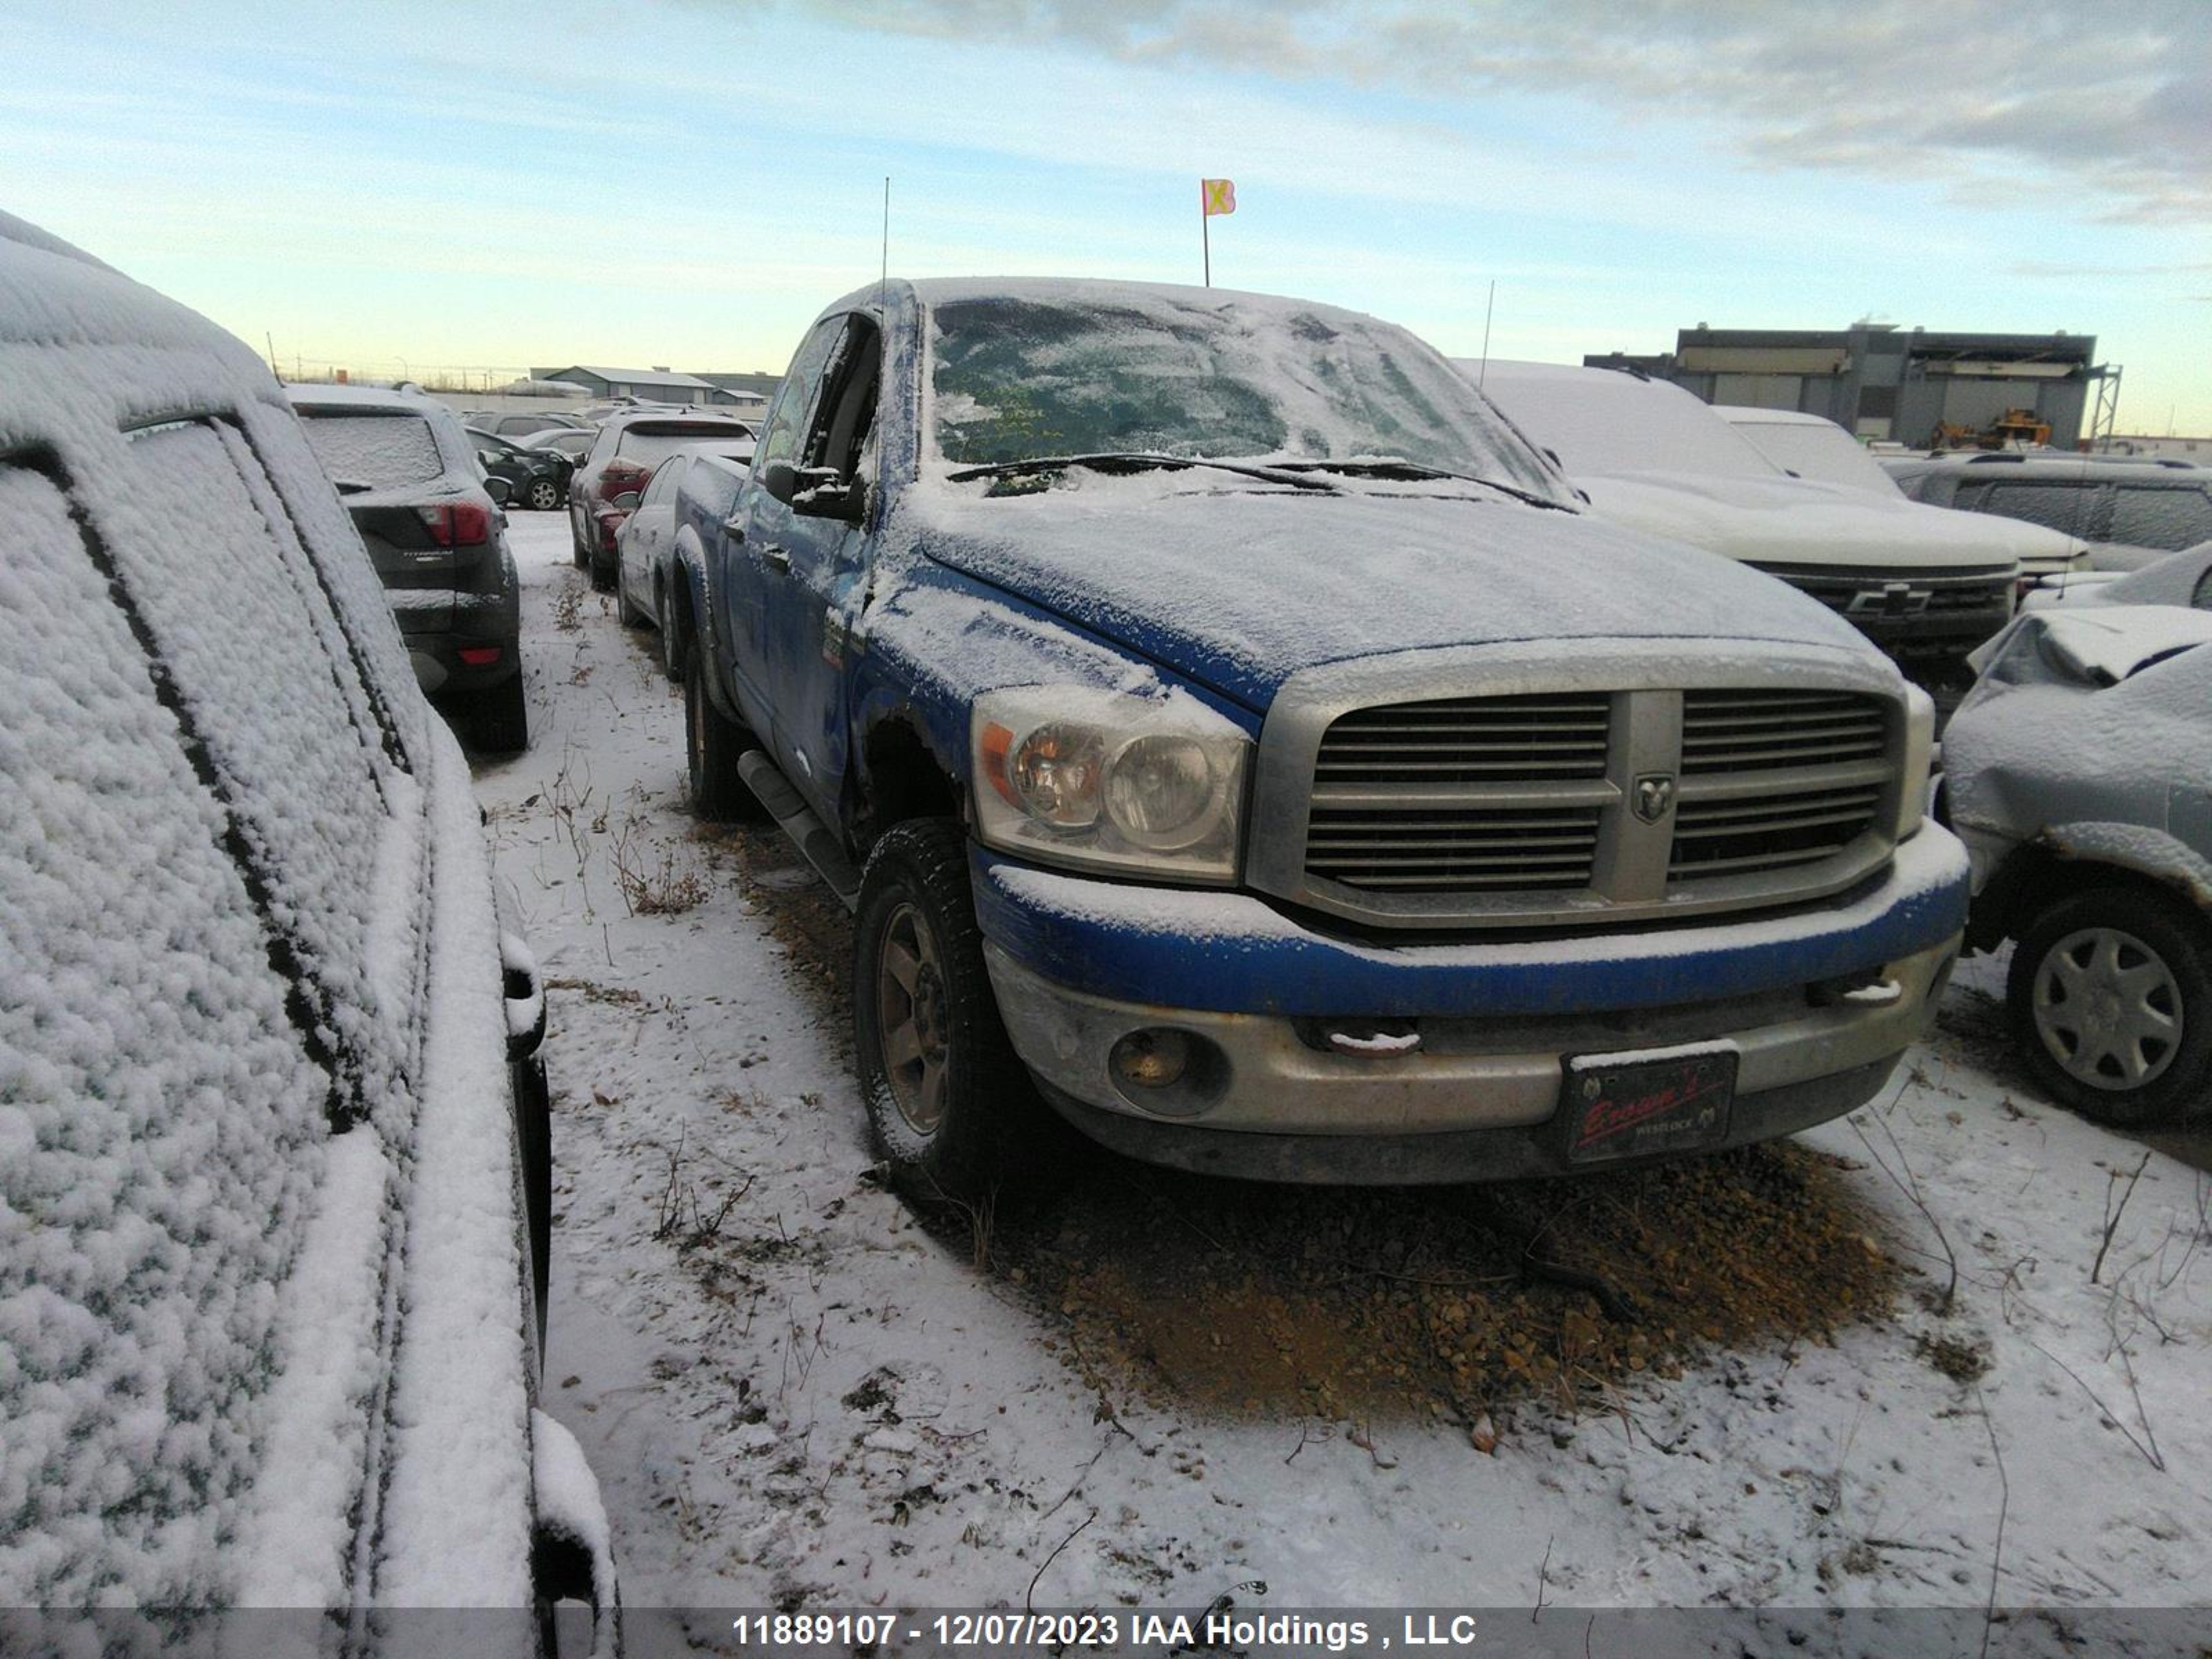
[737,750,862,911]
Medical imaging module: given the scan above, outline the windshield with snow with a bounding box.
[1730,420,1902,495]
[926,293,1566,499]
[1484,371,1781,481]
[295,410,445,488]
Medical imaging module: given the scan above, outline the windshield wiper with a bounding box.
[947,452,1339,493]
[1268,459,1575,512]
[330,479,376,496]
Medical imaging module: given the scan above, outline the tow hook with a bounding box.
[1324,1022,1423,1057]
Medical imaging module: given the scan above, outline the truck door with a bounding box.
[761,312,881,824]
[722,318,843,735]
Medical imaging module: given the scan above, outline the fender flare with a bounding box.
[671,543,744,723]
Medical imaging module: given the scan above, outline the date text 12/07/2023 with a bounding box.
[725,1611,1485,1651]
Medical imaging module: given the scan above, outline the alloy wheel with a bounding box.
[876,901,951,1134]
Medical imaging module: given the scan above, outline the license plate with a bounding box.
[1562,1044,1738,1167]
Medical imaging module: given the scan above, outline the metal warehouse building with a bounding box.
[529,365,721,405]
[1584,324,2119,449]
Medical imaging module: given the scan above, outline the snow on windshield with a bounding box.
[294,409,444,489]
[1727,417,1902,496]
[1470,363,1782,482]
[926,290,1564,497]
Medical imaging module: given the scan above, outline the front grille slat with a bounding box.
[1680,687,1887,776]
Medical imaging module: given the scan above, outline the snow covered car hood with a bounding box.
[1577,472,2034,574]
[1942,607,2212,901]
[898,478,1881,710]
[2024,541,2212,612]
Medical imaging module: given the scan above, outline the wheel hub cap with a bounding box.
[2032,925,2182,1091]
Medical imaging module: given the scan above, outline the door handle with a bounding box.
[760,543,791,570]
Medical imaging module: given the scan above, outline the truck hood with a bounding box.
[899,478,1880,710]
[1578,472,2030,574]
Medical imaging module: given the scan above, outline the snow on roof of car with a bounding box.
[0,209,253,364]
[601,405,749,427]
[282,382,441,412]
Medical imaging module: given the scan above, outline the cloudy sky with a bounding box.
[6,0,2206,429]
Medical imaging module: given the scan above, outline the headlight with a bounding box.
[973,687,1248,881]
[1894,682,1935,840]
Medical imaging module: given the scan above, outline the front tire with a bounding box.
[2007,885,2212,1125]
[617,570,646,628]
[853,819,1067,1204]
[683,649,766,821]
[527,478,561,512]
[589,549,616,593]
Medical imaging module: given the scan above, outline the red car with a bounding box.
[570,411,753,590]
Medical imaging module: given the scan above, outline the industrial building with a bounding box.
[529,364,722,405]
[1583,324,2119,450]
[527,364,778,415]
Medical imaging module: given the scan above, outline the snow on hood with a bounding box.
[2006,607,2212,686]
[1577,473,2024,573]
[893,472,1880,710]
[2027,541,2212,612]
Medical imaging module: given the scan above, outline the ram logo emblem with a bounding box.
[1633,774,1677,823]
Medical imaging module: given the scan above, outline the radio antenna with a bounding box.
[1479,279,1496,388]
[880,176,890,306]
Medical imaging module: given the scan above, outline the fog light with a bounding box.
[1111,1029,1190,1089]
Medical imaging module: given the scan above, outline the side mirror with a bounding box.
[611,490,641,512]
[800,474,866,525]
[484,476,513,507]
[761,458,863,523]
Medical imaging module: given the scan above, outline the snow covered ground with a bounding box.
[474,514,2212,1643]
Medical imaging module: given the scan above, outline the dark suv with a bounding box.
[1888,452,2212,572]
[290,385,529,750]
[0,209,612,1633]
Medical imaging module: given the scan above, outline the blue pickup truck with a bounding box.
[668,278,1971,1199]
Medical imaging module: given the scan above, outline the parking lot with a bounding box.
[475,512,2212,1630]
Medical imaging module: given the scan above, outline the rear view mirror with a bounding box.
[483,476,513,507]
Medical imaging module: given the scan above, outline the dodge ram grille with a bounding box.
[1295,686,1898,926]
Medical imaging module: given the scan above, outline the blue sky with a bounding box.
[5,0,2206,429]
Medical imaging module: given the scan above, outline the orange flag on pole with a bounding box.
[1201,178,1235,286]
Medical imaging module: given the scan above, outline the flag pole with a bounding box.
[1201,179,1210,287]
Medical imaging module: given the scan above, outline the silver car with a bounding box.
[1943,605,2212,1122]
